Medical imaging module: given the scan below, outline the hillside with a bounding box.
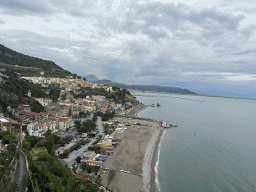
[84,74,99,82]
[96,79,196,95]
[0,44,73,78]
[0,70,62,118]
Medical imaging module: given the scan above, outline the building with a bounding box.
[56,117,73,131]
[96,135,114,151]
[105,86,113,93]
[83,150,96,161]
[37,119,57,133]
[0,117,22,138]
[27,123,45,137]
[17,104,32,115]
[46,111,58,119]
[84,105,97,112]
[34,98,52,107]
[82,151,102,165]
[25,112,46,122]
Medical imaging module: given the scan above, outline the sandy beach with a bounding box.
[100,116,162,192]
[126,103,149,117]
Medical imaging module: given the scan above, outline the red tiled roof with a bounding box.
[25,112,45,116]
[72,173,84,179]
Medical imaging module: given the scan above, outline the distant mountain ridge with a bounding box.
[84,74,99,82]
[88,77,196,95]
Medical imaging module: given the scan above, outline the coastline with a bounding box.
[134,104,150,117]
[99,116,161,192]
[150,128,163,192]
[136,104,163,192]
[99,104,163,192]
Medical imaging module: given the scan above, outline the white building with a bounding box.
[34,98,52,107]
[27,123,45,137]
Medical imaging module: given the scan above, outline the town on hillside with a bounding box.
[0,68,146,191]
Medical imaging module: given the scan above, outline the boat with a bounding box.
[156,103,161,107]
[150,104,155,107]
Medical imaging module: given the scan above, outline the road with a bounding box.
[60,116,104,168]
[63,138,97,167]
[97,116,104,137]
[55,141,77,155]
[16,150,27,192]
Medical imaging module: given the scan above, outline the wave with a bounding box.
[155,129,166,192]
[142,129,160,192]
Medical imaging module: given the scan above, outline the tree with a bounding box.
[75,156,81,163]
[92,116,97,122]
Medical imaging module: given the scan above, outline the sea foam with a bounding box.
[142,129,160,192]
[155,129,166,192]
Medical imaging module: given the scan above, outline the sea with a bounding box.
[134,92,256,192]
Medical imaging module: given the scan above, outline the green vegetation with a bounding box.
[21,131,98,191]
[0,142,19,192]
[87,145,102,154]
[0,71,46,116]
[0,131,17,144]
[76,119,96,134]
[75,156,81,163]
[0,70,63,118]
[73,86,133,104]
[81,163,100,173]
[48,84,61,102]
[0,44,73,78]
[93,111,115,121]
[78,111,90,118]
[103,124,114,134]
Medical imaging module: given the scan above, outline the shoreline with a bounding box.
[150,128,163,192]
[99,104,164,192]
[99,116,161,192]
[134,104,150,117]
[136,104,163,192]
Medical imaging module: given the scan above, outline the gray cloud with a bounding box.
[100,2,246,41]
[0,0,54,16]
[232,49,256,55]
[0,19,5,24]
[0,0,256,98]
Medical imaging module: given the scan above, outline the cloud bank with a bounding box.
[0,0,256,98]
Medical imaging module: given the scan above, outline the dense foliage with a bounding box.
[87,145,102,154]
[0,71,46,115]
[0,70,63,117]
[22,131,98,191]
[81,163,100,173]
[94,111,115,121]
[0,131,18,144]
[73,87,133,104]
[76,119,96,134]
[0,44,73,78]
[0,142,19,192]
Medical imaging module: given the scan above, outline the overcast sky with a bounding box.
[1,0,256,98]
